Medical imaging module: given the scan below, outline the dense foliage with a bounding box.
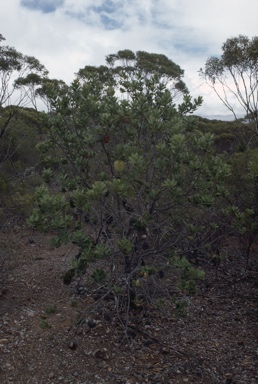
[1,35,258,325]
[27,66,234,315]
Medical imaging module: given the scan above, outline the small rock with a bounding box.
[144,339,154,347]
[87,319,97,329]
[94,348,107,359]
[76,286,86,295]
[157,270,165,279]
[69,341,77,350]
[160,346,170,354]
[103,312,111,322]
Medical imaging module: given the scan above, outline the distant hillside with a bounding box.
[200,114,244,121]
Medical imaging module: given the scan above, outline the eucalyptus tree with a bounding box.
[35,78,69,112]
[200,35,258,135]
[28,57,231,325]
[0,34,48,138]
[77,49,188,101]
[0,35,49,225]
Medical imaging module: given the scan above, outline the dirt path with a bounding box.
[0,227,258,384]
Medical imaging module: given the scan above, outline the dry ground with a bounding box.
[0,226,258,384]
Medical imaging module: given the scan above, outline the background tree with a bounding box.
[0,107,44,225]
[0,35,48,225]
[35,78,69,112]
[77,49,188,101]
[200,35,258,136]
[0,34,48,138]
[195,116,258,153]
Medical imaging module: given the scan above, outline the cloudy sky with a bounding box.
[0,0,257,117]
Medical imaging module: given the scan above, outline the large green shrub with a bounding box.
[28,68,231,320]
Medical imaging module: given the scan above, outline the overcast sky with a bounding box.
[0,0,257,117]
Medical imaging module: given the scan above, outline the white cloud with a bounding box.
[0,0,257,117]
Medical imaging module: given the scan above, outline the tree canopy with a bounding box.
[0,35,48,109]
[77,49,188,100]
[200,35,258,135]
[0,35,48,139]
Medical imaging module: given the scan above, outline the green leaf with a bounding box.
[94,243,111,259]
[91,268,107,283]
[70,231,93,249]
[117,238,133,255]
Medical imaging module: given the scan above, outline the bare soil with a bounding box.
[0,226,258,384]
